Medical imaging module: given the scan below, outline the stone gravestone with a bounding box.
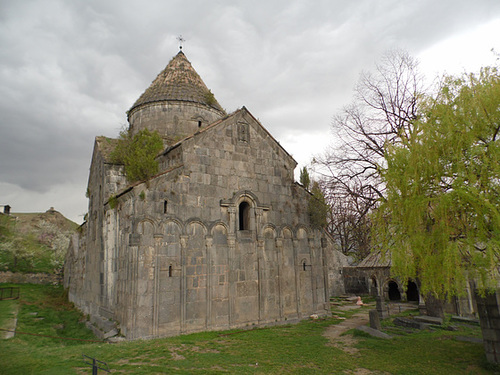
[369,309,382,330]
[475,290,500,364]
[376,296,388,319]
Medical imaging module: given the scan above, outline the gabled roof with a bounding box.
[129,51,224,114]
[95,136,120,164]
[357,251,391,268]
[160,106,297,168]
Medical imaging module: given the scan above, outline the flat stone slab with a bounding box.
[393,317,424,329]
[91,315,117,333]
[414,316,443,325]
[356,325,392,339]
[451,316,480,325]
[455,335,483,344]
[86,321,104,339]
[337,305,362,311]
[103,328,119,339]
[344,296,359,302]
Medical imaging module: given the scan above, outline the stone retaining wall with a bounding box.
[0,271,62,285]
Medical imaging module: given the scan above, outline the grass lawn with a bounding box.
[0,283,497,374]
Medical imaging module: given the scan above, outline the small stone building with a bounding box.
[342,251,405,300]
[64,50,348,339]
[343,251,477,317]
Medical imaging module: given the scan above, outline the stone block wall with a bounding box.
[0,271,61,285]
[66,108,348,340]
[476,290,500,364]
[128,101,224,143]
[343,266,391,296]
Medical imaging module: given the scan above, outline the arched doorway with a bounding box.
[370,276,378,296]
[406,280,419,302]
[388,280,401,301]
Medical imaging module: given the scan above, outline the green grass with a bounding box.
[0,211,77,274]
[0,298,17,333]
[0,285,498,374]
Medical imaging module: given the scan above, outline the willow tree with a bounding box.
[375,66,500,298]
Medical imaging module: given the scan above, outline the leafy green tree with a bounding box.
[375,66,500,298]
[300,166,311,190]
[111,128,164,182]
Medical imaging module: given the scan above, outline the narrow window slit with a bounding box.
[239,201,250,230]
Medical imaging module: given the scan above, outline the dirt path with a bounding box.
[322,304,385,374]
[323,308,370,340]
[324,300,417,340]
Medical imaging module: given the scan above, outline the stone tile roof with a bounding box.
[129,51,224,113]
[96,136,120,164]
[357,251,391,268]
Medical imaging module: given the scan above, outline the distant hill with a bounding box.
[0,208,78,274]
[14,208,79,234]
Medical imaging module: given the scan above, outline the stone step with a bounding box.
[450,315,479,325]
[356,325,392,339]
[87,314,119,339]
[90,314,117,333]
[393,317,425,330]
[414,315,443,325]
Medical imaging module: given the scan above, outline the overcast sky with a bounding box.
[1,0,499,223]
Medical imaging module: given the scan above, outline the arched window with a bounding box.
[239,201,251,230]
[168,265,173,277]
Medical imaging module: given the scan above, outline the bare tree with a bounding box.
[314,49,424,259]
[324,182,372,261]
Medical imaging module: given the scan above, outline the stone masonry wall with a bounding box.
[67,108,348,340]
[476,290,500,364]
[343,266,391,296]
[0,271,61,285]
[128,101,224,144]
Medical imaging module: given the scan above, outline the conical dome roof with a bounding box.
[129,51,224,114]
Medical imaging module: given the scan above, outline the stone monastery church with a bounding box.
[64,50,348,340]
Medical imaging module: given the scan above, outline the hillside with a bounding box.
[0,208,78,274]
[14,208,78,234]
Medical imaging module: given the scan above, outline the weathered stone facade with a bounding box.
[64,51,348,339]
[476,290,500,364]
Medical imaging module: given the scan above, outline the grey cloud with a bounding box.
[1,0,499,222]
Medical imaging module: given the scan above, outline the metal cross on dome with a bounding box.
[177,35,185,50]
